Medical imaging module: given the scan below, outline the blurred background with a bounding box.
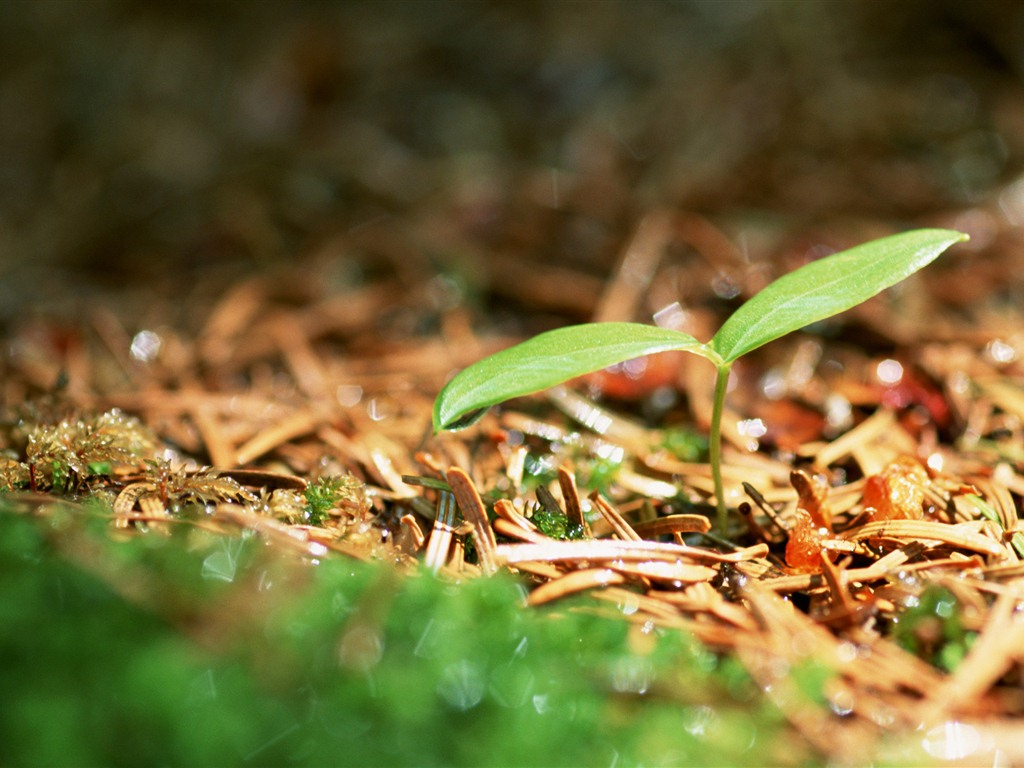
[2,0,1024,331]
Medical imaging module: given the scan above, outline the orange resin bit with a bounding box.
[863,455,929,521]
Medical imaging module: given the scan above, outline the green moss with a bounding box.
[893,585,976,672]
[529,506,586,540]
[655,426,708,462]
[0,504,807,766]
[24,410,155,492]
[303,474,365,526]
[520,445,623,499]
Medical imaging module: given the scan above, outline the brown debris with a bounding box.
[557,464,592,537]
[630,513,711,538]
[841,519,1006,558]
[589,492,642,541]
[446,467,499,576]
[234,410,322,466]
[495,539,768,566]
[526,568,627,606]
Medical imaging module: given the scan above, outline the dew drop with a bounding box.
[711,273,741,299]
[922,721,981,760]
[987,339,1016,364]
[437,660,485,711]
[876,359,904,385]
[336,384,363,407]
[610,657,652,694]
[828,688,855,717]
[130,329,162,363]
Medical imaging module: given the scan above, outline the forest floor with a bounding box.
[6,2,1024,765]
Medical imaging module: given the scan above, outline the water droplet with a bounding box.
[427,274,464,310]
[737,418,767,450]
[130,329,162,363]
[610,657,652,694]
[1000,178,1024,226]
[337,625,384,671]
[308,542,328,558]
[531,693,550,715]
[737,418,767,438]
[367,398,389,421]
[825,393,852,431]
[201,539,242,582]
[682,705,717,737]
[512,636,529,659]
[871,704,896,728]
[836,641,858,664]
[437,660,485,711]
[187,669,218,703]
[336,384,363,407]
[617,593,640,616]
[331,591,350,618]
[876,359,904,385]
[489,662,534,708]
[767,657,790,680]
[760,369,786,400]
[987,339,1016,364]
[653,301,688,329]
[922,721,981,760]
[712,273,741,299]
[828,688,855,717]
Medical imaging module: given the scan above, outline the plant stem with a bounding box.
[710,363,731,532]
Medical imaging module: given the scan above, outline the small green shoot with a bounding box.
[433,229,968,530]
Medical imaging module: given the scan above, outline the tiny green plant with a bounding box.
[433,229,968,531]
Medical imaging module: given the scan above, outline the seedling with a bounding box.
[433,229,968,530]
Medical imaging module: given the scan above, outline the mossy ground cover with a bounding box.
[0,505,802,767]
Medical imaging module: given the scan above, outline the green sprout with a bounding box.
[433,229,968,531]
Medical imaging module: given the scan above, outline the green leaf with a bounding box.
[710,228,968,363]
[433,322,712,431]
